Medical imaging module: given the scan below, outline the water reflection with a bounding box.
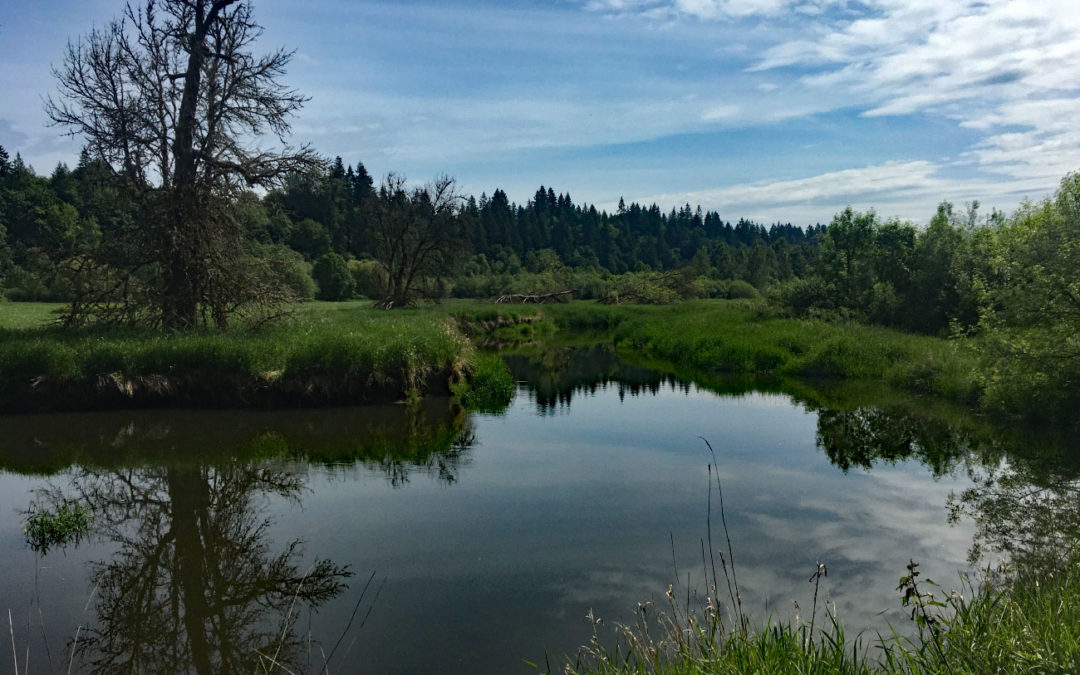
[0,398,474,485]
[2,400,475,674]
[503,343,690,412]
[35,463,349,673]
[507,342,1080,576]
[1,344,1077,674]
[949,449,1080,571]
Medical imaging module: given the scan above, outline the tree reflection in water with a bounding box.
[815,401,1080,575]
[11,401,480,673]
[949,459,1080,573]
[38,463,350,674]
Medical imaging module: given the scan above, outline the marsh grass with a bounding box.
[0,298,1007,413]
[603,301,980,403]
[565,554,1080,675]
[562,447,1080,675]
[457,351,516,413]
[24,500,90,553]
[0,301,480,409]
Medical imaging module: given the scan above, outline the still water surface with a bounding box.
[0,344,1073,674]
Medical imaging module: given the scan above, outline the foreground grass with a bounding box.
[564,558,1080,675]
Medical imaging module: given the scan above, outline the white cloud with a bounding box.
[701,104,741,121]
[633,161,1051,224]
[756,0,1080,183]
[580,0,1080,215]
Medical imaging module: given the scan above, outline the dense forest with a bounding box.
[0,146,823,306]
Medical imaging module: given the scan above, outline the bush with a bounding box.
[282,259,317,300]
[724,279,761,300]
[775,276,832,315]
[349,259,387,299]
[312,253,355,301]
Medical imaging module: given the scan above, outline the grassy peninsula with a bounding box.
[0,301,511,411]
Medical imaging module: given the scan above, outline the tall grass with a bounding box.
[0,301,481,409]
[593,301,981,404]
[563,468,1080,675]
[0,299,991,411]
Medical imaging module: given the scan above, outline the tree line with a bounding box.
[0,144,827,304]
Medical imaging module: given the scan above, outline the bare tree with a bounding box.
[47,0,319,328]
[372,173,468,309]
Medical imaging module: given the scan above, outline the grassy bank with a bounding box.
[520,300,981,404]
[0,298,992,413]
[0,301,516,411]
[563,557,1080,674]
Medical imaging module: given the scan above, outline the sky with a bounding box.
[1,0,1079,224]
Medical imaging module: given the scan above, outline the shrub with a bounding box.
[724,279,761,300]
[312,253,355,301]
[25,500,90,553]
[349,259,388,299]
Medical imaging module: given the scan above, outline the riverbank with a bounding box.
[564,555,1080,674]
[0,301,515,412]
[0,299,986,413]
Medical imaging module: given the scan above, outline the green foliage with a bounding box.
[721,279,761,300]
[567,556,1080,675]
[290,218,333,260]
[24,499,90,553]
[348,258,387,299]
[280,255,317,301]
[458,352,516,413]
[605,301,979,402]
[0,301,490,408]
[311,252,354,301]
[974,173,1080,423]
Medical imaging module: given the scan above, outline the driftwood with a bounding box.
[491,290,574,304]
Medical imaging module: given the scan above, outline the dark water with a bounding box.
[0,343,1076,674]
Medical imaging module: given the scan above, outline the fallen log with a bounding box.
[491,290,574,304]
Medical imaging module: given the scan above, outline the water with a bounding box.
[0,344,1075,674]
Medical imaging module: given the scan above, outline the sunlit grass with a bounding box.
[0,299,981,409]
[0,300,481,407]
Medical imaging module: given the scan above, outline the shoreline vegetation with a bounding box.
[3,300,1078,674]
[0,298,975,414]
[560,555,1080,674]
[0,297,1067,425]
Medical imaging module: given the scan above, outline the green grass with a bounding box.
[0,300,481,409]
[24,499,91,553]
[0,299,983,411]
[527,300,981,404]
[0,301,65,329]
[563,559,1080,675]
[457,351,517,413]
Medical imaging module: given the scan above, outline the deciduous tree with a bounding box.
[372,173,468,308]
[47,0,318,328]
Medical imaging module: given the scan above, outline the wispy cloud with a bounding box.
[5,0,1076,218]
[578,0,1080,217]
[635,161,1052,224]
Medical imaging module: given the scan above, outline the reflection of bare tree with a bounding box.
[40,463,350,674]
[949,463,1080,573]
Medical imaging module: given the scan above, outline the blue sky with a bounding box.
[2,0,1078,224]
